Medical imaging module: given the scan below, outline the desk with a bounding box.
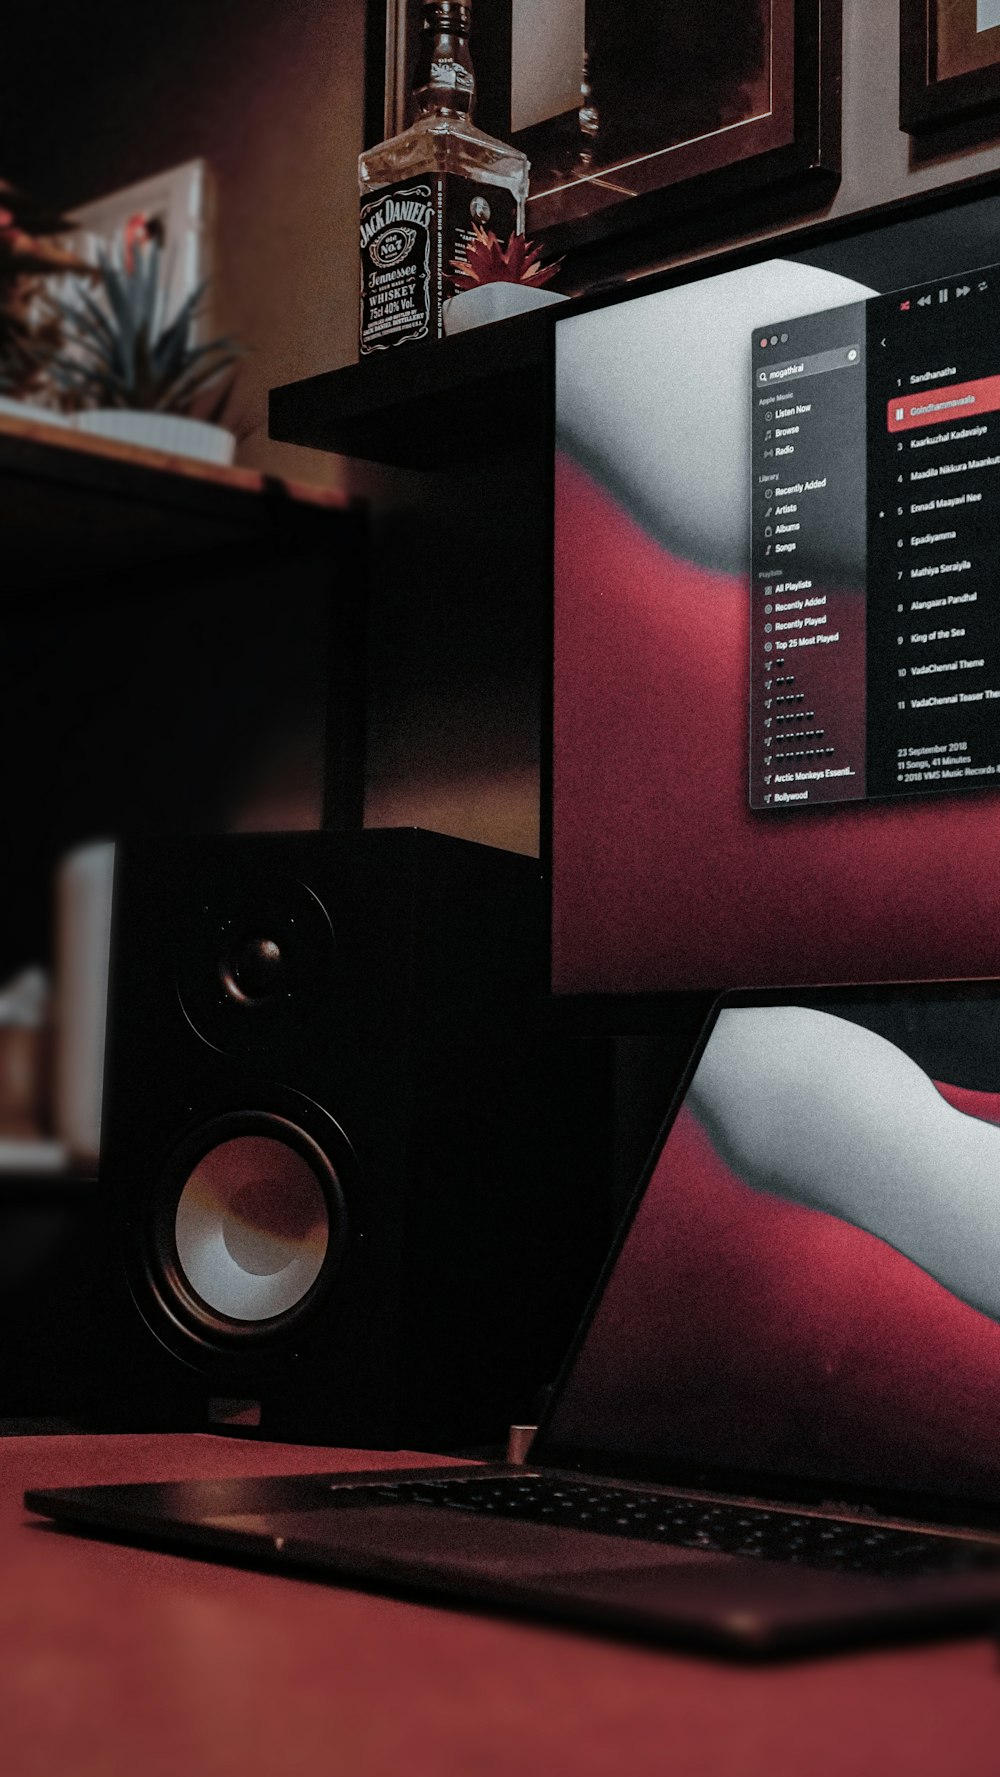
[5,1435,1000,1776]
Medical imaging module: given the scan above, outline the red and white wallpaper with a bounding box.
[553,452,1000,994]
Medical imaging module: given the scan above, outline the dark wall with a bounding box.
[361,446,547,858]
[0,0,364,490]
[0,550,337,983]
[7,0,1000,858]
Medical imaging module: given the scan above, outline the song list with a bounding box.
[750,266,1000,811]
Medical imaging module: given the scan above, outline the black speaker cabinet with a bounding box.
[89,829,611,1449]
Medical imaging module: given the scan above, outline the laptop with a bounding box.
[27,982,1000,1657]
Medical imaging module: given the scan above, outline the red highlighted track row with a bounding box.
[888,371,1000,432]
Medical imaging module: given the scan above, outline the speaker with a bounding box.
[88,829,610,1448]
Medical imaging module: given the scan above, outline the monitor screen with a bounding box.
[552,179,1000,1001]
[537,984,1000,1510]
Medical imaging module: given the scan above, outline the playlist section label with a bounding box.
[750,306,868,808]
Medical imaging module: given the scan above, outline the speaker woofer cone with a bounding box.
[148,1111,349,1345]
[175,1134,329,1321]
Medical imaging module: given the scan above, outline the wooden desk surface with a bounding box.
[5,1434,1000,1776]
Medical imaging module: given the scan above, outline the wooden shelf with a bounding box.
[268,309,554,470]
[0,411,362,597]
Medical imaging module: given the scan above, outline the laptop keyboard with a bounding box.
[335,1474,1000,1580]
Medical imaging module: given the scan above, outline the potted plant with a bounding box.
[0,182,93,426]
[444,227,565,335]
[52,216,244,463]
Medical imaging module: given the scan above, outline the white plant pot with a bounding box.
[74,410,236,465]
[443,282,567,336]
[0,395,77,431]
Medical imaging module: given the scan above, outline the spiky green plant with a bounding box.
[52,233,242,415]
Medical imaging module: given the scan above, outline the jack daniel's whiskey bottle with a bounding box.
[359,0,529,354]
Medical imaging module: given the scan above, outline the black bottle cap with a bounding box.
[422,1,472,32]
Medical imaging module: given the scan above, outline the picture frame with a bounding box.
[63,161,214,327]
[900,0,1000,131]
[365,2,842,268]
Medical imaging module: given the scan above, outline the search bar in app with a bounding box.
[756,344,862,387]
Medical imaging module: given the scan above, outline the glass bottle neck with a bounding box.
[413,9,476,120]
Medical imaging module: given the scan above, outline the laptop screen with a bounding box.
[538,986,1000,1509]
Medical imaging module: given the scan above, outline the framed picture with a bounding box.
[365,2,842,265]
[901,0,1000,130]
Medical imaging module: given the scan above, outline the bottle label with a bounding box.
[359,175,520,354]
[360,181,434,354]
[429,59,475,94]
[445,176,518,284]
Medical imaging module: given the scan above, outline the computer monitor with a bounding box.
[551,174,1000,1016]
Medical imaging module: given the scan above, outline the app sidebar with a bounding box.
[750,305,868,809]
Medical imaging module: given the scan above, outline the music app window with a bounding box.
[750,269,1000,810]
